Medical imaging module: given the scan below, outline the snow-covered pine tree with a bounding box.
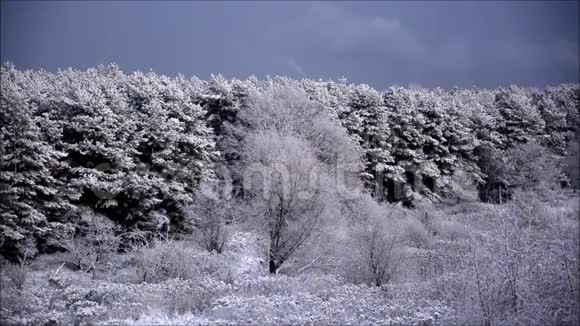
[0,64,69,257]
[536,84,580,154]
[382,87,426,201]
[123,71,218,230]
[494,86,545,149]
[345,84,393,199]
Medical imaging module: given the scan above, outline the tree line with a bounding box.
[1,63,578,259]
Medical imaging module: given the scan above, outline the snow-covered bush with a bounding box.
[135,239,234,283]
[463,202,579,325]
[210,281,454,325]
[55,210,121,278]
[1,235,37,290]
[162,277,232,316]
[0,275,152,325]
[136,240,198,282]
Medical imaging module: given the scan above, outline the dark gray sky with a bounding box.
[1,1,578,89]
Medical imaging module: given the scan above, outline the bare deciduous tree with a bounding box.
[242,131,331,274]
[234,87,351,274]
[186,183,233,253]
[57,210,120,278]
[356,216,402,287]
[563,140,580,190]
[2,235,37,290]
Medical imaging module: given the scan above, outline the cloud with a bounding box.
[307,2,426,60]
[436,40,471,70]
[305,2,475,73]
[287,56,306,77]
[495,39,579,69]
[553,40,580,68]
[304,3,578,78]
[273,2,578,88]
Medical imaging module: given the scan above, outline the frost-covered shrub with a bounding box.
[2,262,28,291]
[461,203,580,325]
[354,217,402,287]
[135,240,234,283]
[0,286,67,326]
[55,210,121,278]
[185,183,233,253]
[446,169,480,203]
[435,220,471,242]
[162,277,232,315]
[233,273,343,298]
[136,240,197,282]
[210,282,454,325]
[400,215,432,248]
[0,272,166,325]
[1,236,37,290]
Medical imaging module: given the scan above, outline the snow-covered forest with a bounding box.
[1,63,579,325]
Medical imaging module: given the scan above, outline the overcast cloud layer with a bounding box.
[1,1,578,89]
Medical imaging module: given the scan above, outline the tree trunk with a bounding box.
[269,254,277,274]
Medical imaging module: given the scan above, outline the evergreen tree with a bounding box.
[0,64,68,256]
[494,86,545,148]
